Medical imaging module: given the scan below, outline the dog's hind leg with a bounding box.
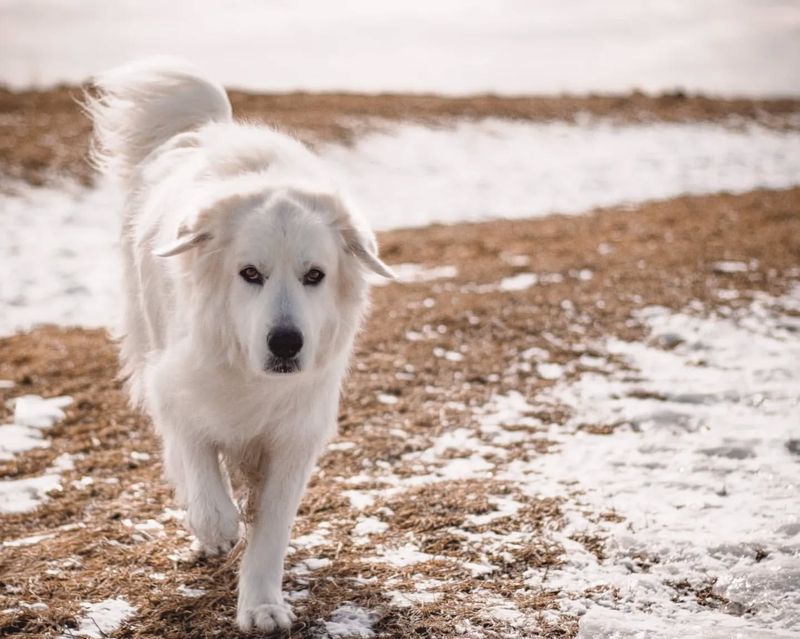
[163,431,241,556]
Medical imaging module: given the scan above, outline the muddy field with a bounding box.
[1,183,799,637]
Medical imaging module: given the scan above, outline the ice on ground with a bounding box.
[531,291,800,636]
[3,120,800,334]
[60,598,137,639]
[324,604,379,638]
[2,0,798,97]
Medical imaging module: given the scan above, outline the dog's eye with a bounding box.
[303,268,325,286]
[239,266,264,285]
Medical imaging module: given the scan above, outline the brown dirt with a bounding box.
[1,187,799,638]
[1,85,799,188]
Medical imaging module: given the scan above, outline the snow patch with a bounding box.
[368,543,433,567]
[177,585,205,598]
[369,263,457,286]
[0,474,63,514]
[2,532,57,548]
[4,121,800,334]
[499,273,539,292]
[324,604,379,638]
[533,292,800,635]
[352,516,389,541]
[0,395,73,464]
[62,598,136,639]
[12,395,73,428]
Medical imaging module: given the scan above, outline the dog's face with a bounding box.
[155,187,392,377]
[229,198,342,376]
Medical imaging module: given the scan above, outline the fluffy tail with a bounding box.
[84,57,232,182]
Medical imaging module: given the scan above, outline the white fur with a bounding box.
[86,57,393,633]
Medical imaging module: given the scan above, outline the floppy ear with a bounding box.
[152,188,268,258]
[153,228,212,257]
[340,226,395,279]
[289,188,395,279]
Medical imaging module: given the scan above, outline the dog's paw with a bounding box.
[185,497,240,557]
[237,602,296,634]
[189,534,237,558]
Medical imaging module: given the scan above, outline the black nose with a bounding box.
[268,327,303,359]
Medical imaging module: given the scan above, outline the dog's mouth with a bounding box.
[266,357,300,375]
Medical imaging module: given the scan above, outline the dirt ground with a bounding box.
[1,84,799,188]
[1,182,799,637]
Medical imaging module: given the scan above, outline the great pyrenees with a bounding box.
[86,58,393,633]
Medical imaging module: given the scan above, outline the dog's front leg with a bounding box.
[236,434,322,633]
[163,433,240,556]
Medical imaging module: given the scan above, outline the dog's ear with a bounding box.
[152,188,266,258]
[294,190,395,279]
[340,225,395,279]
[153,227,212,257]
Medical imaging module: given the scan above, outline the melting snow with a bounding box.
[368,543,433,567]
[536,363,565,380]
[177,585,206,598]
[2,532,57,548]
[325,120,800,230]
[292,523,331,549]
[499,273,539,292]
[324,604,379,638]
[12,395,73,428]
[3,121,800,335]
[1,395,73,462]
[342,490,376,510]
[352,516,389,539]
[386,590,441,608]
[0,395,75,514]
[61,598,136,639]
[531,292,800,636]
[368,263,458,286]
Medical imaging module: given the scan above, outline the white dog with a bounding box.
[86,58,393,633]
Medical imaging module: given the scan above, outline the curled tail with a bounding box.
[84,57,232,182]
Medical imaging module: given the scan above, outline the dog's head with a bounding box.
[153,182,393,378]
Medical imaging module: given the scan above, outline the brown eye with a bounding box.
[239,266,264,285]
[303,268,325,286]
